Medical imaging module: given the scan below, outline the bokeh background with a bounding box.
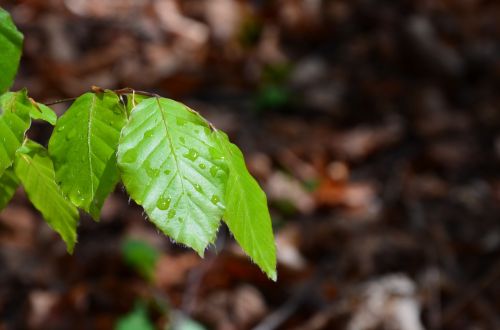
[1,0,500,329]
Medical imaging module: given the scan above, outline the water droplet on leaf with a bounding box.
[146,167,159,178]
[143,129,154,139]
[183,149,199,161]
[168,209,176,219]
[211,194,220,205]
[156,195,171,210]
[209,166,218,177]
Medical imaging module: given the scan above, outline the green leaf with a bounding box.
[0,8,23,93]
[14,140,79,252]
[115,302,154,330]
[214,131,277,280]
[126,93,150,116]
[121,239,160,281]
[29,101,57,125]
[0,167,19,211]
[48,92,127,219]
[0,90,31,176]
[117,97,228,256]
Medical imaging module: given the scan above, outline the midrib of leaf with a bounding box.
[87,95,96,196]
[156,98,187,203]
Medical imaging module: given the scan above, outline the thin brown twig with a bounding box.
[42,86,217,130]
[45,97,78,106]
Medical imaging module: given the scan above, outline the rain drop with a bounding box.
[167,209,176,219]
[194,184,202,193]
[199,163,206,169]
[211,194,220,205]
[209,166,218,177]
[183,149,199,161]
[146,167,159,178]
[156,195,171,210]
[143,129,154,139]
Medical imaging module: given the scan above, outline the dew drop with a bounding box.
[209,165,218,177]
[57,125,65,132]
[211,194,220,205]
[143,129,154,139]
[146,167,160,178]
[121,149,138,163]
[183,149,199,161]
[156,195,171,210]
[167,209,176,219]
[194,184,202,193]
[71,190,85,204]
[164,169,171,175]
[199,163,206,169]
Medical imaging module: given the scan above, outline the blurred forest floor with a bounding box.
[0,0,500,329]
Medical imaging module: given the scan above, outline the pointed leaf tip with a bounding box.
[14,140,79,252]
[214,131,277,280]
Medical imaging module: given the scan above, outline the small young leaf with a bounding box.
[215,131,277,280]
[121,239,160,281]
[117,97,228,255]
[29,101,57,125]
[48,92,127,219]
[0,90,31,176]
[15,140,79,252]
[0,167,19,211]
[115,302,154,330]
[0,8,23,93]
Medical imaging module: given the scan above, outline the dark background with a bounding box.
[0,0,499,329]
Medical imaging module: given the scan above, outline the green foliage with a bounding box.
[0,90,32,176]
[49,92,126,219]
[14,140,79,252]
[215,132,277,280]
[0,8,23,93]
[28,101,57,125]
[0,167,19,209]
[115,302,155,330]
[0,8,277,279]
[122,239,160,281]
[117,98,228,256]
